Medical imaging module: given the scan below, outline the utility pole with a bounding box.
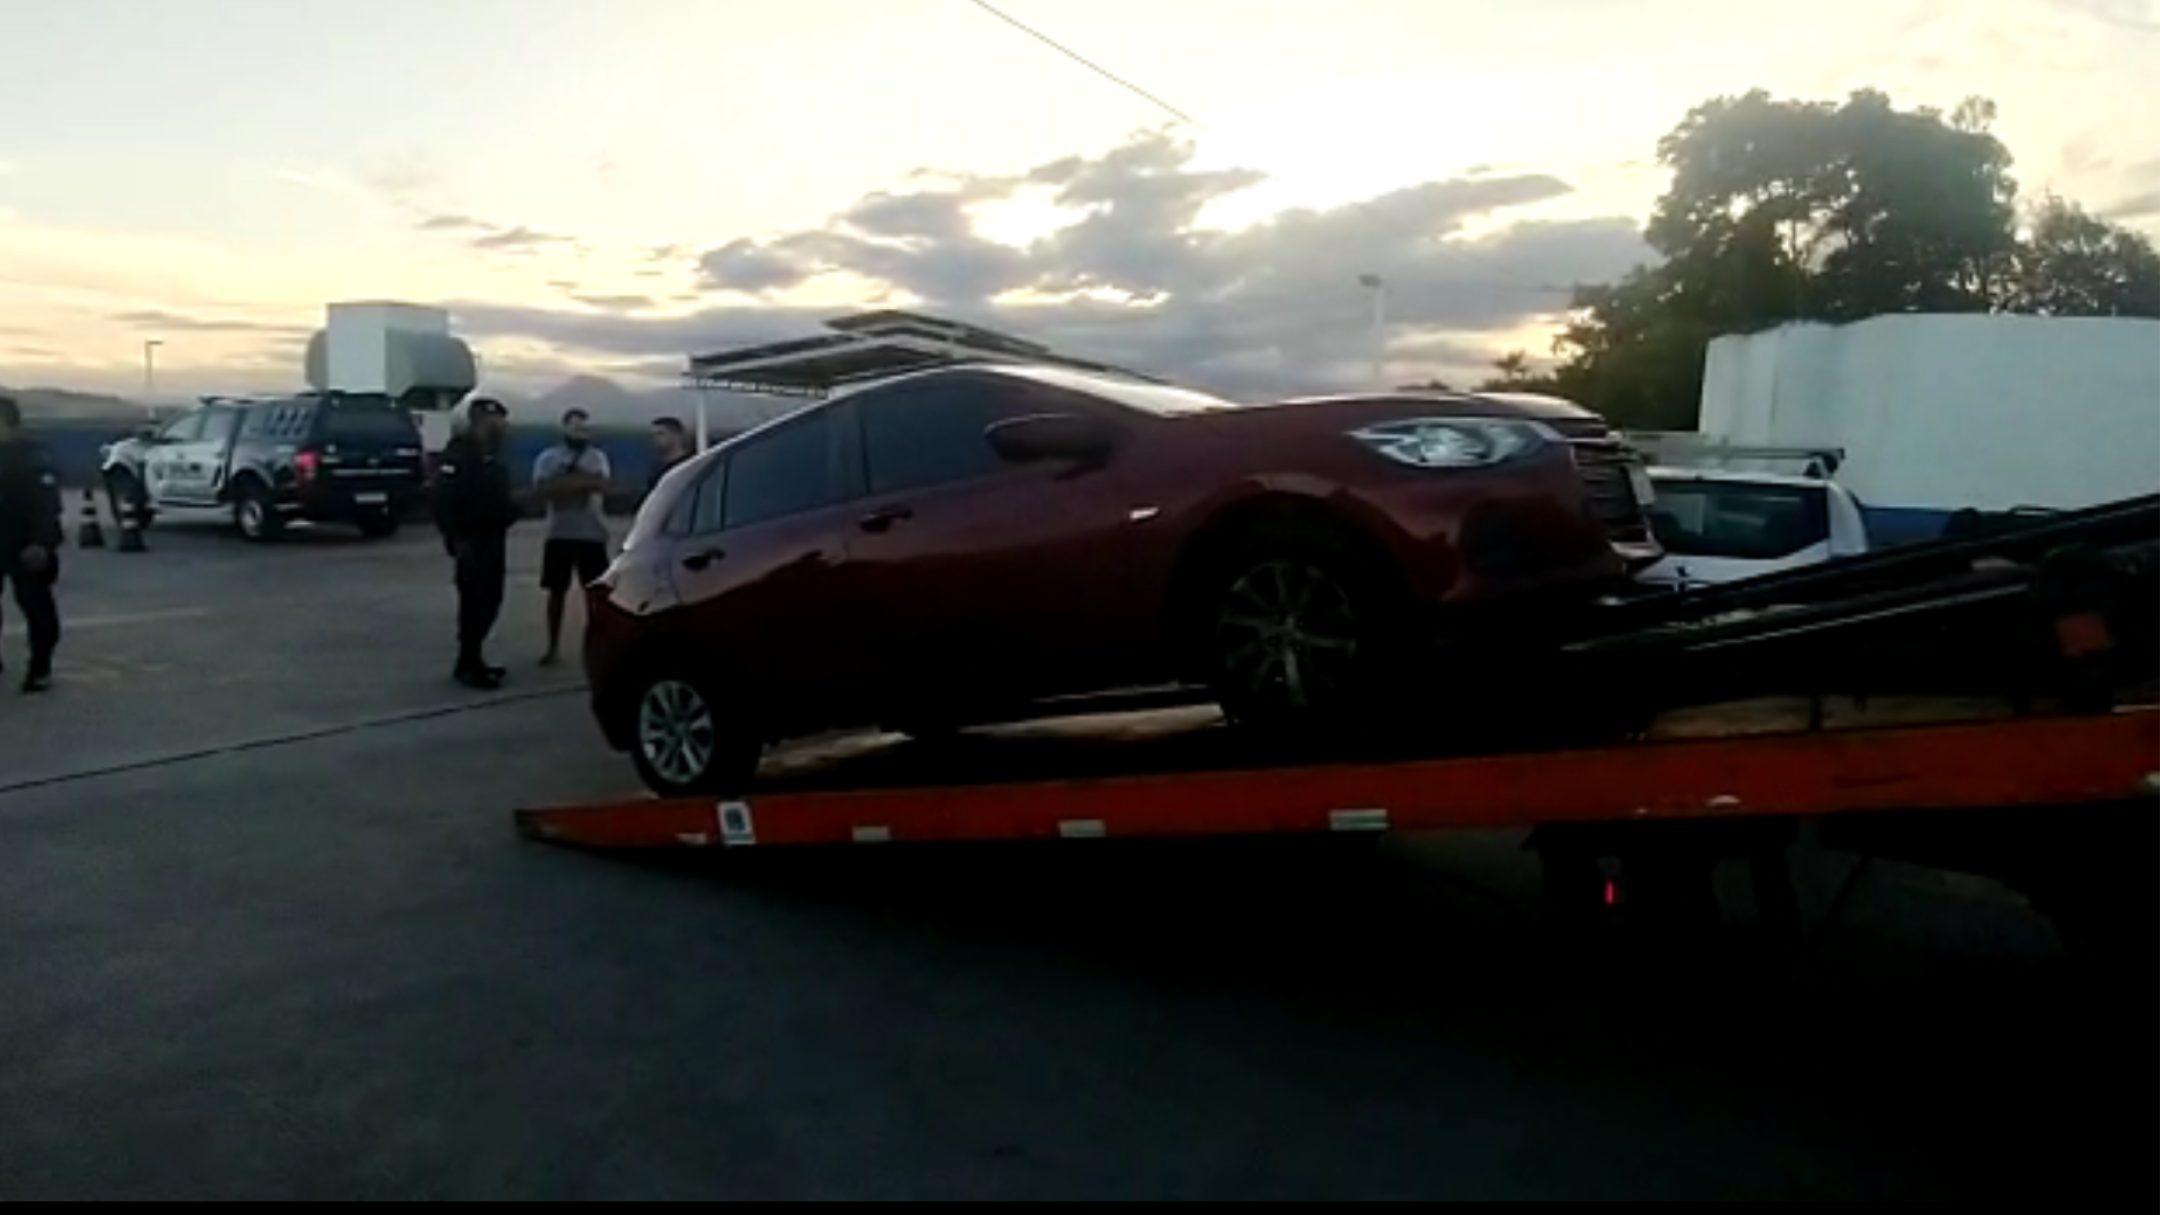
[142,339,164,416]
[1358,274,1388,387]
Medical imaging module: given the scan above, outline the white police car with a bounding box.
[1638,468,1870,591]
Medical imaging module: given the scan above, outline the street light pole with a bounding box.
[1357,274,1387,388]
[142,339,164,416]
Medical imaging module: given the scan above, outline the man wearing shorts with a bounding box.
[532,407,613,667]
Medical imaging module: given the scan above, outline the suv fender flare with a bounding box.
[222,468,269,505]
[1163,490,1421,668]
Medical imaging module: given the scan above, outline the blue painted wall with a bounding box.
[1858,505,1956,547]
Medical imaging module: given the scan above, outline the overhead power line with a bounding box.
[965,0,1204,129]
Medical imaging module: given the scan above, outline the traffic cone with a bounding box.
[76,485,106,549]
[117,494,147,553]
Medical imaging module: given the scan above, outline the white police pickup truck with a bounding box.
[1637,467,1871,591]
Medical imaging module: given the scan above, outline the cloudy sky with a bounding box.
[2,0,2155,402]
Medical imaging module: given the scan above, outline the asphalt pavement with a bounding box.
[0,510,2152,1199]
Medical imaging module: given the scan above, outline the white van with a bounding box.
[1638,468,1870,591]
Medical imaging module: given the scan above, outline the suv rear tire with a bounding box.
[625,670,762,797]
[234,481,282,542]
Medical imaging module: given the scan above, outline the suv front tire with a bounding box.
[1200,517,1416,732]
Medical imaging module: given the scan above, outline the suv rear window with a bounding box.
[316,403,419,444]
[1648,480,1830,560]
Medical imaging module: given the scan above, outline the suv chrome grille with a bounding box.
[1570,441,1652,544]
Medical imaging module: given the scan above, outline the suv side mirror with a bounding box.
[986,413,1117,466]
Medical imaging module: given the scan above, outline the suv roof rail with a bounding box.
[194,390,402,408]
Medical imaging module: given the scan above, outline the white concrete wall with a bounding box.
[1699,315,2160,513]
[324,302,449,394]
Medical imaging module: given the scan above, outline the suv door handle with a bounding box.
[681,546,726,571]
[858,505,913,533]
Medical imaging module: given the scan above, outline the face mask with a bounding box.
[564,434,590,452]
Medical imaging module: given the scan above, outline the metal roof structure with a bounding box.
[686,309,1150,398]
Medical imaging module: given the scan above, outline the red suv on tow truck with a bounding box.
[585,365,1657,795]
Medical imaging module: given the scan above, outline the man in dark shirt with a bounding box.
[434,397,519,689]
[646,415,694,497]
[0,394,63,693]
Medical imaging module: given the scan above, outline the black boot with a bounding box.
[22,660,52,694]
[454,653,504,690]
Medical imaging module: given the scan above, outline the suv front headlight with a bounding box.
[1349,418,1559,469]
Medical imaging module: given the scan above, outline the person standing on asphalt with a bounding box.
[646,415,693,497]
[533,407,613,667]
[0,395,63,693]
[435,397,518,690]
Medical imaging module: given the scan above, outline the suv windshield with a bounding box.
[1649,480,1831,560]
[316,403,418,444]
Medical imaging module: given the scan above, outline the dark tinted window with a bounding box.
[317,402,419,444]
[860,378,1035,494]
[671,464,728,534]
[200,405,241,446]
[662,485,694,535]
[1648,481,1830,560]
[723,411,838,528]
[240,406,270,438]
[158,409,204,443]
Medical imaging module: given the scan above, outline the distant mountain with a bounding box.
[535,375,645,418]
[513,375,800,435]
[3,385,142,422]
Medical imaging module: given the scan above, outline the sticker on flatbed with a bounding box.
[1328,808,1391,833]
[717,801,756,847]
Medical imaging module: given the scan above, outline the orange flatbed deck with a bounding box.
[518,705,2158,852]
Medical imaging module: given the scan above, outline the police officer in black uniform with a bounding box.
[434,397,519,689]
[0,394,63,693]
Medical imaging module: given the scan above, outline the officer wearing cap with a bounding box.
[434,397,519,689]
[0,394,63,693]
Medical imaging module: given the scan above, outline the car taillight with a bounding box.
[294,450,320,485]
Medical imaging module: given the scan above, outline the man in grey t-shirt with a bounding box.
[533,407,613,666]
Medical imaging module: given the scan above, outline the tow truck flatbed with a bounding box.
[517,494,2159,945]
[520,703,2156,851]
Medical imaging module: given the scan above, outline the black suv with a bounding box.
[102,393,427,541]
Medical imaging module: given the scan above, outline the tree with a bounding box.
[2004,195,2160,317]
[1476,350,1562,395]
[1555,89,2023,428]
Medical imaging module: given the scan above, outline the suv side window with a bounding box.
[199,405,241,447]
[254,405,294,439]
[159,409,205,443]
[722,410,840,529]
[859,377,1037,495]
[668,463,728,535]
